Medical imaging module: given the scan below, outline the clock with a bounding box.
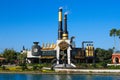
[59,41,69,51]
[33,48,38,52]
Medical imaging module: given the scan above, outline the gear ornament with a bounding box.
[59,41,69,51]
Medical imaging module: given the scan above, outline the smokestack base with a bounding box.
[62,33,68,40]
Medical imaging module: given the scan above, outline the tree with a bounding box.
[17,52,27,65]
[95,48,113,63]
[116,29,120,50]
[116,29,120,39]
[3,49,17,64]
[110,28,117,52]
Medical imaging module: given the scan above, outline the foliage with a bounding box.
[95,48,113,62]
[3,49,17,64]
[110,28,117,37]
[17,52,27,65]
[100,62,107,68]
[110,28,117,51]
[21,66,27,71]
[75,63,89,69]
[19,63,27,71]
[92,63,96,68]
[21,65,27,71]
[116,29,120,39]
[116,29,120,51]
[108,65,120,69]
[1,66,6,70]
[32,65,42,70]
[110,28,120,51]
[8,66,21,71]
[26,64,44,70]
[41,69,55,73]
[32,65,38,70]
[0,54,3,57]
[27,63,51,68]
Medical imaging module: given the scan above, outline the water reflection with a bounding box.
[0,74,120,80]
[54,75,72,80]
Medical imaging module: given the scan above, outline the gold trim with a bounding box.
[62,37,68,40]
[59,12,62,21]
[62,33,68,37]
[62,34,68,40]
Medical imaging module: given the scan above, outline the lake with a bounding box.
[0,73,120,80]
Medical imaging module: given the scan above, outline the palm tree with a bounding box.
[116,29,120,51]
[116,29,120,38]
[110,28,117,52]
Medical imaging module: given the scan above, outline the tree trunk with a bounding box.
[119,36,120,51]
[114,36,116,53]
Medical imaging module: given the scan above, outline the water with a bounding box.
[0,73,120,80]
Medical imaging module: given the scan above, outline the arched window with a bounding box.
[115,57,119,64]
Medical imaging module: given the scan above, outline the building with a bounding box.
[112,52,120,64]
[25,7,95,68]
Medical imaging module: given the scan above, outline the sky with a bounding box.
[0,0,120,52]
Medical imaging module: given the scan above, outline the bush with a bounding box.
[101,62,107,68]
[2,66,6,70]
[41,69,55,73]
[75,63,88,69]
[21,65,27,70]
[108,65,120,69]
[32,65,38,70]
[92,64,96,68]
[31,64,43,70]
[20,63,27,71]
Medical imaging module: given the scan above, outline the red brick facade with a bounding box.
[112,53,120,64]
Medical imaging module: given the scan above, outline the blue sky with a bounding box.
[0,0,120,52]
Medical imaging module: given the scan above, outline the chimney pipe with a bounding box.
[58,7,63,40]
[62,13,69,40]
[63,13,68,34]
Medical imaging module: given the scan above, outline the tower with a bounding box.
[62,13,68,40]
[58,7,63,40]
[54,7,76,68]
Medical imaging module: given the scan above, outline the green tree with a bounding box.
[110,28,117,52]
[116,29,120,50]
[17,52,27,65]
[95,48,113,63]
[116,29,120,38]
[3,49,17,64]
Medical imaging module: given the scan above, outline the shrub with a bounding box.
[32,65,38,70]
[31,64,44,70]
[92,63,96,68]
[108,65,120,69]
[2,66,6,70]
[20,63,27,71]
[21,65,27,70]
[99,62,107,68]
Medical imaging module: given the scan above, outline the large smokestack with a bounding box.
[58,7,63,40]
[63,13,68,34]
[62,13,68,40]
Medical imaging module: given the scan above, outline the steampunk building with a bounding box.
[26,7,95,68]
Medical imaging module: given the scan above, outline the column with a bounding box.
[57,47,60,64]
[67,47,71,64]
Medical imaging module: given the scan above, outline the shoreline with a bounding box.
[55,69,120,73]
[0,69,120,75]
